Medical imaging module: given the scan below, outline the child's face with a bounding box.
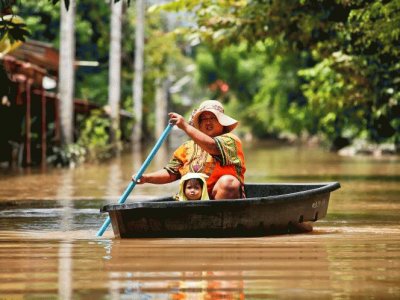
[184,179,202,200]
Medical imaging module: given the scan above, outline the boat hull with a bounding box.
[101,182,340,238]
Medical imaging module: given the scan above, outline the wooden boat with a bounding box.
[101,182,340,238]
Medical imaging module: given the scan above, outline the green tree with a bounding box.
[2,0,194,166]
[156,0,400,150]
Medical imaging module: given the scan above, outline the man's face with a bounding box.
[198,112,224,137]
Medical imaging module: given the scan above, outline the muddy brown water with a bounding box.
[0,141,399,299]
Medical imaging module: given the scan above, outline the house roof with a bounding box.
[8,39,59,76]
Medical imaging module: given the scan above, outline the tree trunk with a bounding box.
[132,0,144,145]
[108,0,123,149]
[155,79,169,138]
[58,0,76,145]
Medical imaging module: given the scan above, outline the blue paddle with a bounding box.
[96,123,174,237]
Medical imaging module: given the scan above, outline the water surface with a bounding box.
[0,141,399,298]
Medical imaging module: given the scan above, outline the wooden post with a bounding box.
[41,87,47,166]
[54,95,60,142]
[25,79,32,165]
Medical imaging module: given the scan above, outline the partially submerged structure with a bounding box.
[0,40,105,167]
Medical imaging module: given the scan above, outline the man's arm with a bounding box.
[168,112,220,155]
[132,169,179,184]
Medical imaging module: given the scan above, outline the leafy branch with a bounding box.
[51,0,131,11]
[0,15,29,42]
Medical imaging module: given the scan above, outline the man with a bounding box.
[132,100,246,200]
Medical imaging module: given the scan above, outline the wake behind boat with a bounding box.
[101,182,340,238]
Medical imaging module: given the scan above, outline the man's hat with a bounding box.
[190,100,238,133]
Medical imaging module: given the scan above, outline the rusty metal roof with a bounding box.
[8,39,59,76]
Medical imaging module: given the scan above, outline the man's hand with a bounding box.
[169,112,220,155]
[168,112,188,130]
[132,173,147,184]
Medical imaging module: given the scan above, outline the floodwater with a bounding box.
[0,137,399,299]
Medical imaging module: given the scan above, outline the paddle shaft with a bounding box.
[96,123,174,237]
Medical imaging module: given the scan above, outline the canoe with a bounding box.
[101,182,340,238]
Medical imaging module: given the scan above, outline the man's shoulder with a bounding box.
[227,132,240,139]
[220,132,242,143]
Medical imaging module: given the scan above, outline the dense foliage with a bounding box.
[2,0,399,153]
[1,0,193,165]
[158,0,400,149]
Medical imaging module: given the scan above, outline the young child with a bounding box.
[177,173,209,201]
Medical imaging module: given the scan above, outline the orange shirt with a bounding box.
[164,133,246,195]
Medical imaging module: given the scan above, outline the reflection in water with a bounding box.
[0,143,399,298]
[105,157,123,203]
[58,241,72,300]
[56,172,74,299]
[56,171,74,232]
[100,239,332,298]
[132,142,143,173]
[105,240,250,298]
